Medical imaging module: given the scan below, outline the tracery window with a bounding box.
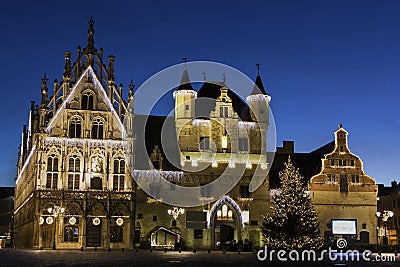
[46,154,59,189]
[91,118,104,139]
[64,226,79,242]
[68,155,81,190]
[113,157,125,191]
[81,91,94,110]
[69,117,82,138]
[216,204,233,220]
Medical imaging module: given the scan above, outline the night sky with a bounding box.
[0,0,399,186]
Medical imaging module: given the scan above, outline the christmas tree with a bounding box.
[262,157,323,250]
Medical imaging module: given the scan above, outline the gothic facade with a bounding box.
[14,19,271,250]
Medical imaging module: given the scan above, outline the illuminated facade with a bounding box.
[14,19,271,250]
[309,126,378,244]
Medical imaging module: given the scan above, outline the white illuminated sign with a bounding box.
[332,220,357,235]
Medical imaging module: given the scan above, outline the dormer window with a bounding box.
[82,91,94,110]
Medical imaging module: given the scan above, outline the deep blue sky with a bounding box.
[0,0,399,186]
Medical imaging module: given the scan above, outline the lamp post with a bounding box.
[376,210,394,246]
[167,207,184,220]
[48,205,65,250]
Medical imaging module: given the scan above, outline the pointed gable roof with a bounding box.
[46,66,125,135]
[177,68,194,91]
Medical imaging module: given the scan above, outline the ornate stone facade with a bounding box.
[14,19,271,250]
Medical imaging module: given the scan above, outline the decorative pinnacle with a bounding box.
[128,79,135,92]
[41,73,48,88]
[256,63,260,75]
[338,124,343,129]
[222,72,226,83]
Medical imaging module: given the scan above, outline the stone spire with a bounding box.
[40,73,48,109]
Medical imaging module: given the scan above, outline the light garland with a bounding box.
[46,66,126,137]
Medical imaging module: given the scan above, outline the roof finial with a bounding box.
[222,72,226,83]
[182,57,187,68]
[202,71,206,81]
[338,124,343,129]
[256,63,260,75]
[86,16,95,54]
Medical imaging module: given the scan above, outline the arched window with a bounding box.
[46,154,58,189]
[222,204,228,218]
[110,226,123,243]
[81,91,94,110]
[68,155,81,190]
[113,156,125,191]
[91,118,104,139]
[64,225,79,242]
[69,117,82,138]
[216,204,233,221]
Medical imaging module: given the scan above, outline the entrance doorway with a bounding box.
[215,225,234,246]
[86,220,101,247]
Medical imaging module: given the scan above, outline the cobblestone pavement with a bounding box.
[0,249,399,267]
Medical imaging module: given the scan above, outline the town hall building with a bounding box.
[14,19,378,250]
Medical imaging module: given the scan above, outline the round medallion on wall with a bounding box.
[69,216,77,225]
[116,217,124,226]
[93,217,101,226]
[39,216,44,225]
[46,216,54,225]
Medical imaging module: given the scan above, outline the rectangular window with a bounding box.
[240,185,251,198]
[113,175,125,191]
[250,220,258,226]
[172,220,177,227]
[339,146,344,152]
[238,138,249,152]
[328,174,336,183]
[137,213,143,219]
[194,229,203,239]
[153,216,158,222]
[220,106,228,118]
[199,137,210,151]
[330,159,335,166]
[68,174,80,190]
[351,175,360,184]
[350,160,355,166]
[185,105,189,110]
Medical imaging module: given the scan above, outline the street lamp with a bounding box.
[167,207,184,220]
[376,210,394,245]
[48,205,65,250]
